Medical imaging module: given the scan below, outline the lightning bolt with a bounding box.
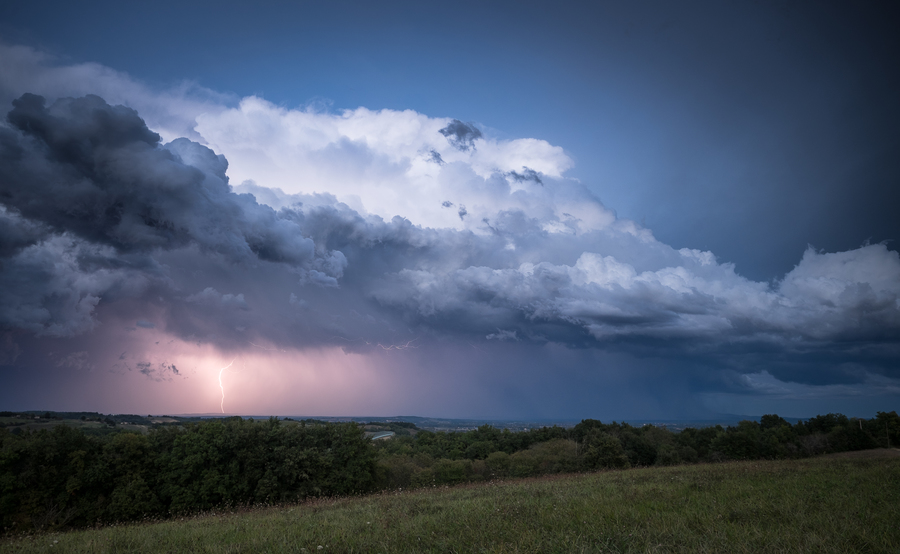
[376,338,419,350]
[218,359,235,414]
[249,341,286,353]
[333,335,419,351]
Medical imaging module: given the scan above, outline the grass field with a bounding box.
[0,418,103,432]
[2,451,898,553]
[0,418,150,435]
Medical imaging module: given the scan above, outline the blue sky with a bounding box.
[0,1,898,419]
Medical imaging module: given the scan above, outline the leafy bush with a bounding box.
[582,431,630,470]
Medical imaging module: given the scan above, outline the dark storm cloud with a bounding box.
[365,241,900,385]
[507,167,543,186]
[0,94,317,265]
[0,94,343,336]
[439,119,482,151]
[0,94,898,391]
[0,206,47,257]
[264,174,900,374]
[134,361,178,382]
[0,234,152,336]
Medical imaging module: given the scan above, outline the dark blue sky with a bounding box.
[0,1,898,418]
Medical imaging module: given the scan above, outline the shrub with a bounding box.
[582,431,630,470]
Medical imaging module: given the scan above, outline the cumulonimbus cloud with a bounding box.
[0,43,898,393]
[1,93,898,353]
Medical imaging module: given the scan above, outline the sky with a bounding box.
[0,1,898,420]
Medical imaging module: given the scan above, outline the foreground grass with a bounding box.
[3,453,898,553]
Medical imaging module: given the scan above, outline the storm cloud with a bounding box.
[1,94,319,265]
[0,92,898,397]
[0,94,343,337]
[439,119,483,152]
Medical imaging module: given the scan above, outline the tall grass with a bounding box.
[3,454,898,553]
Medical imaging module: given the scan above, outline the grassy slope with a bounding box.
[0,418,151,435]
[3,453,898,553]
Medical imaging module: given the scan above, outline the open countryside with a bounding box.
[1,410,899,552]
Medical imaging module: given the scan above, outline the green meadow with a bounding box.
[3,451,897,553]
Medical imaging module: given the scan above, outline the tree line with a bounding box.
[1,411,897,532]
[0,417,375,531]
[371,412,900,489]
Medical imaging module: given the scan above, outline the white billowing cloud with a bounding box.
[373,242,900,345]
[194,96,581,232]
[780,244,900,304]
[0,42,611,237]
[572,253,638,288]
[0,43,229,143]
[0,44,599,235]
[776,244,900,339]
